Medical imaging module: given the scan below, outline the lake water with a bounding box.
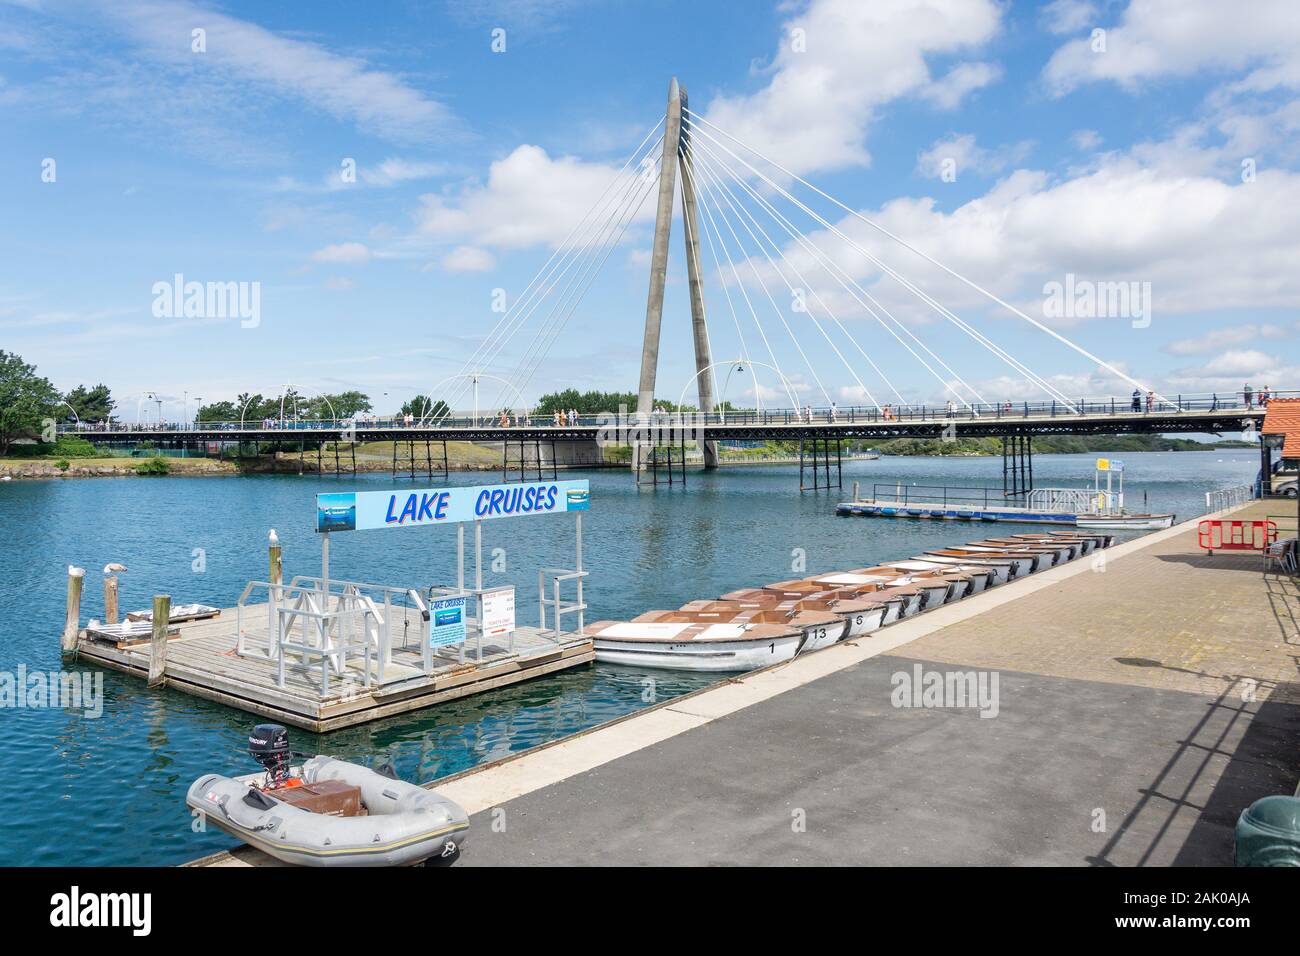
[0,450,1256,864]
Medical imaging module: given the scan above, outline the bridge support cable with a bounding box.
[683,155,754,380]
[686,111,1090,410]
[677,134,722,413]
[685,139,905,406]
[686,145,801,410]
[434,118,664,415]
[687,141,892,412]
[690,144,829,408]
[684,108,1173,411]
[686,145,878,411]
[686,121,1074,412]
[466,137,663,416]
[685,151,796,411]
[431,121,666,421]
[689,131,988,408]
[688,139,990,408]
[495,152,665,409]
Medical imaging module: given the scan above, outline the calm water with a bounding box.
[0,450,1255,865]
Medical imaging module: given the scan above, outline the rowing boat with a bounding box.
[589,619,804,671]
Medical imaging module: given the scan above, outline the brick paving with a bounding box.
[902,501,1300,704]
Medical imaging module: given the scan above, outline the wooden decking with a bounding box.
[73,603,593,731]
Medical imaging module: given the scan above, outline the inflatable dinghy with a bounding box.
[187,724,469,867]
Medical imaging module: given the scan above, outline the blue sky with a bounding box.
[2,0,1298,419]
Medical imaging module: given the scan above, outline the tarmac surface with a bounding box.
[458,501,1300,866]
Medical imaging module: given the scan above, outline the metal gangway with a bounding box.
[234,578,431,692]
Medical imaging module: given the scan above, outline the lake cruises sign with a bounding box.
[315,479,589,533]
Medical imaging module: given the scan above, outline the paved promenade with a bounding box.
[451,501,1299,866]
[193,501,1299,867]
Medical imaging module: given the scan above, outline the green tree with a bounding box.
[314,390,372,419]
[534,389,645,415]
[0,351,60,455]
[64,383,115,423]
[197,400,239,422]
[400,395,450,420]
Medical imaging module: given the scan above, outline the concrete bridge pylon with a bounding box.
[635,77,719,470]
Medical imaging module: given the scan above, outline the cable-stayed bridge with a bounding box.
[67,80,1286,488]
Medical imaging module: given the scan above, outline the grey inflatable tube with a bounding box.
[187,756,469,867]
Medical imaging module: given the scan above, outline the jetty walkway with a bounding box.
[192,501,1299,867]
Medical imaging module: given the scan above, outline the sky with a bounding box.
[2,0,1299,420]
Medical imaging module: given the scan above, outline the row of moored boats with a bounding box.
[589,530,1113,671]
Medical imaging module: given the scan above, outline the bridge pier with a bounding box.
[502,438,557,483]
[1001,434,1033,498]
[799,437,842,491]
[635,438,688,487]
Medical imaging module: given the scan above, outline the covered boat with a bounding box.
[186,725,469,867]
[589,618,804,671]
[917,552,1021,583]
[636,604,847,653]
[1076,513,1174,530]
[702,590,888,638]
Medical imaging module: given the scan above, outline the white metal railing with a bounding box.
[274,588,380,694]
[1206,483,1254,513]
[1026,487,1103,514]
[288,576,429,669]
[235,580,280,659]
[538,566,588,640]
[234,579,397,693]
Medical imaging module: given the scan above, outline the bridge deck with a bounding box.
[65,405,1264,445]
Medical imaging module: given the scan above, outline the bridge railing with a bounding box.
[869,483,1026,508]
[1205,483,1256,513]
[53,389,1290,434]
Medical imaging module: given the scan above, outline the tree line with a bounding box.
[0,350,113,454]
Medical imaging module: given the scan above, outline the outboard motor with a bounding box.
[248,723,292,786]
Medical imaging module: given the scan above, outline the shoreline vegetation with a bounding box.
[0,434,1254,480]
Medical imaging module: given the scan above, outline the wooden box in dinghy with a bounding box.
[271,779,364,817]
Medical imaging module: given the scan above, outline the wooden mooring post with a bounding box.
[103,562,126,625]
[61,565,85,656]
[147,594,171,688]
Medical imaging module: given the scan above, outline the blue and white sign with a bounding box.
[429,596,468,648]
[315,479,589,533]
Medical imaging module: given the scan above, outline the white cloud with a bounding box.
[98,0,454,141]
[362,159,448,187]
[1168,349,1298,392]
[324,277,355,292]
[1044,0,1300,96]
[1039,0,1098,36]
[442,246,497,273]
[311,242,372,264]
[919,61,1003,111]
[916,133,1032,179]
[699,0,1003,176]
[712,129,1300,402]
[415,144,654,249]
[1165,324,1290,355]
[1070,129,1102,151]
